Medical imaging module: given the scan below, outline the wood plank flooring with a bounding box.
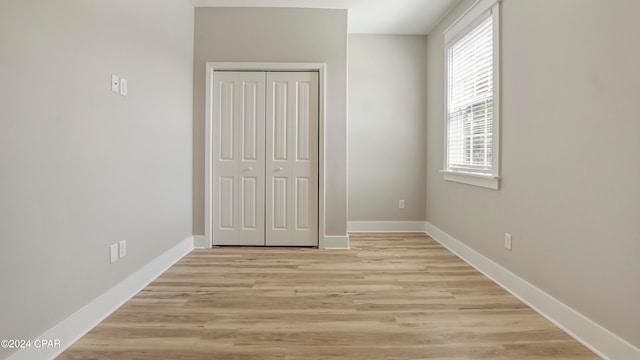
[58,233,598,359]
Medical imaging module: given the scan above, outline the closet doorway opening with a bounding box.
[204,63,327,248]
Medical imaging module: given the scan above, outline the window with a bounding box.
[442,0,500,190]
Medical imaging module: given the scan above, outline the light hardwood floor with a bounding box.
[58,233,598,359]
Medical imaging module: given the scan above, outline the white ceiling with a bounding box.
[190,0,460,35]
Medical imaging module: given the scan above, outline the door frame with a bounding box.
[204,62,327,249]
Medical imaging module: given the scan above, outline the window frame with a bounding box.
[442,0,501,190]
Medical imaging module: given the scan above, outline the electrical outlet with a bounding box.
[119,240,127,258]
[504,233,512,250]
[110,243,119,263]
[399,199,405,209]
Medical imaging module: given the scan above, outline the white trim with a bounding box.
[441,170,500,190]
[424,222,640,360]
[204,64,213,250]
[348,221,427,233]
[7,236,194,360]
[193,235,207,249]
[444,0,500,45]
[492,1,501,185]
[443,0,501,191]
[206,62,325,72]
[204,62,327,248]
[320,235,349,250]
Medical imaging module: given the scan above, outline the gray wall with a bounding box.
[348,35,427,222]
[427,0,640,347]
[0,0,194,358]
[193,8,348,237]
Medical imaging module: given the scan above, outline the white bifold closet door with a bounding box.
[212,71,318,247]
[213,72,266,246]
[266,72,319,246]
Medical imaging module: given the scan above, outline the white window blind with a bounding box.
[447,15,494,175]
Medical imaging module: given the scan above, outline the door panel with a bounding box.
[296,177,310,229]
[220,82,234,161]
[272,177,288,229]
[213,72,266,246]
[219,177,234,229]
[297,82,311,161]
[242,177,257,229]
[273,82,288,161]
[266,72,319,246]
[243,81,259,161]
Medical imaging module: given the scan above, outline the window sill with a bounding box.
[440,170,500,190]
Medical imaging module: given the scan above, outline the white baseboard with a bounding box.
[348,221,427,233]
[7,236,194,360]
[425,222,639,360]
[320,235,349,249]
[193,235,208,249]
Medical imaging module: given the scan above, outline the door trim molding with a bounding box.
[321,235,350,250]
[205,62,327,248]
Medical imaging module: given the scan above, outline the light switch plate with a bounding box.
[110,243,119,263]
[120,78,128,96]
[118,240,127,258]
[504,233,512,250]
[111,74,120,93]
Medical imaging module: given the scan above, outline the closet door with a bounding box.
[265,72,319,246]
[212,72,266,246]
